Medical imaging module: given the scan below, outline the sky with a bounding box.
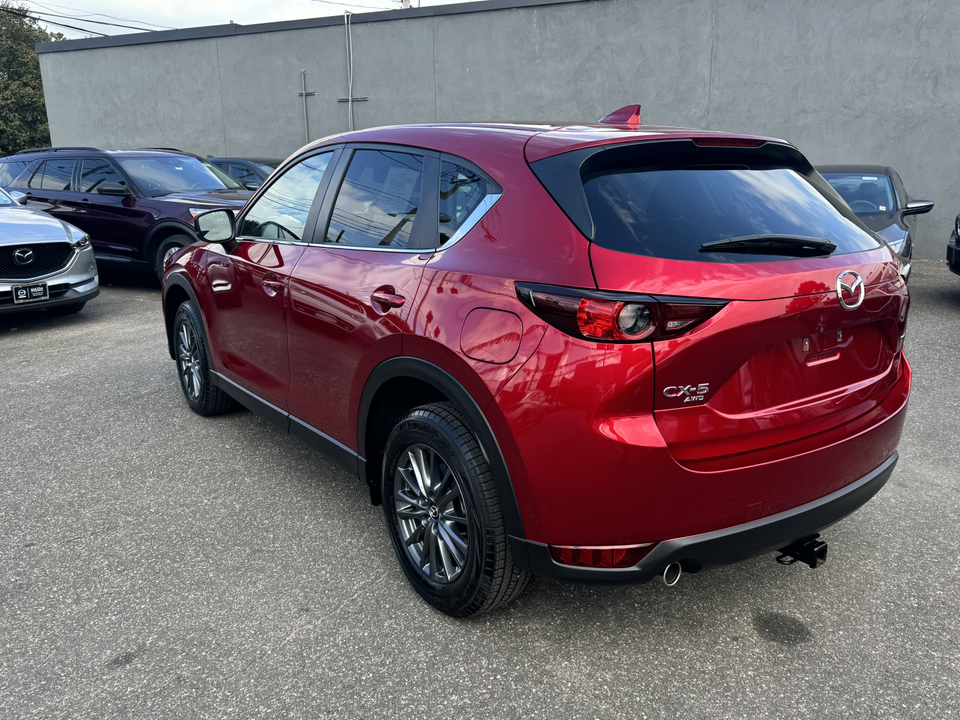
[19,0,474,39]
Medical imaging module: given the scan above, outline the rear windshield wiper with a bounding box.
[700,235,837,256]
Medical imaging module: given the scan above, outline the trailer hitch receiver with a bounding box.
[776,534,828,569]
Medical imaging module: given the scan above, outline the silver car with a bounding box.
[1,187,98,315]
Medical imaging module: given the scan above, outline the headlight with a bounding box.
[189,207,215,218]
[888,237,905,253]
[955,214,960,237]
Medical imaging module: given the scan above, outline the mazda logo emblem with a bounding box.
[837,270,865,310]
[13,248,35,266]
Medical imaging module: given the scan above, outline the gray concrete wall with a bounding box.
[37,0,960,260]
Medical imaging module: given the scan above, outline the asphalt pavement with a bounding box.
[1,261,958,719]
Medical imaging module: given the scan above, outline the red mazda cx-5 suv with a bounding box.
[162,108,911,617]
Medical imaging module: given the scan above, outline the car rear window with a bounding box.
[537,142,881,263]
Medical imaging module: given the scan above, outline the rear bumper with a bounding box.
[512,451,897,584]
[948,234,960,276]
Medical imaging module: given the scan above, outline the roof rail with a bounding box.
[15,146,100,154]
[138,147,183,152]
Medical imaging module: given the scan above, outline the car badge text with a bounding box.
[663,383,710,403]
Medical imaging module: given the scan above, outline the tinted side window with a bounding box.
[238,152,332,241]
[0,161,28,187]
[38,159,77,191]
[229,163,260,186]
[325,150,423,248]
[79,159,123,193]
[439,162,488,244]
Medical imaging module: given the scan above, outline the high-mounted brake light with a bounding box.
[599,104,642,127]
[516,283,726,343]
[692,137,765,148]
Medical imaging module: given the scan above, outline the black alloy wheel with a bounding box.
[382,403,531,617]
[173,301,235,416]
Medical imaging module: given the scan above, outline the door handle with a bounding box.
[371,290,405,310]
[261,275,285,297]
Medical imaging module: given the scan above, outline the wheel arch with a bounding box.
[162,272,203,360]
[357,356,527,542]
[145,220,199,264]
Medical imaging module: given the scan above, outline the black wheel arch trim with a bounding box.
[516,452,898,584]
[357,356,528,548]
[163,272,205,360]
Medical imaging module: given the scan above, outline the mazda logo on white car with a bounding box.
[13,248,35,265]
[837,270,865,310]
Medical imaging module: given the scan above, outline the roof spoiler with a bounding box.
[599,104,642,127]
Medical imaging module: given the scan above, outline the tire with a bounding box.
[382,403,531,617]
[48,302,85,316]
[173,301,236,416]
[155,234,192,280]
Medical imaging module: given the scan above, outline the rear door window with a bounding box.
[324,149,424,249]
[35,159,77,191]
[581,148,880,262]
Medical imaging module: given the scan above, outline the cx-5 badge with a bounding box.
[13,248,35,265]
[837,270,865,310]
[664,383,710,402]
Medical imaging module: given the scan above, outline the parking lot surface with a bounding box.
[1,262,958,719]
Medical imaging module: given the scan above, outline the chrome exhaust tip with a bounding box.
[660,562,682,587]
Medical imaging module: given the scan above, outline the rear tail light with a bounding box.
[517,283,726,343]
[549,543,655,569]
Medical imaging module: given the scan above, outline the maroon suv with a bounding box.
[162,109,911,617]
[1,147,252,278]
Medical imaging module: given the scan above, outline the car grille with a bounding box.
[0,243,74,280]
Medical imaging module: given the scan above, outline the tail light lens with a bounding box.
[517,283,726,343]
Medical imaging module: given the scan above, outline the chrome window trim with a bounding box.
[305,191,503,255]
[438,192,501,251]
[233,237,313,247]
[231,191,504,256]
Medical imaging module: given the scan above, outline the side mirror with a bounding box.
[196,208,236,243]
[8,190,27,205]
[98,182,132,197]
[903,200,934,215]
[244,182,262,191]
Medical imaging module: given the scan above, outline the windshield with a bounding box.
[118,156,242,196]
[582,164,881,262]
[821,174,897,215]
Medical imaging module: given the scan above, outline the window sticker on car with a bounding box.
[382,166,420,206]
[879,206,887,211]
[863,176,878,180]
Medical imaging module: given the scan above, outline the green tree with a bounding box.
[0,1,63,155]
